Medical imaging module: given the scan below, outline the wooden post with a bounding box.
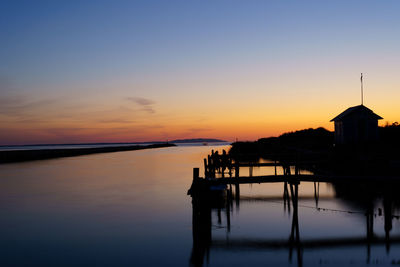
[228,158,232,178]
[204,158,208,177]
[234,160,240,206]
[208,155,213,178]
[235,161,239,178]
[295,156,299,176]
[193,168,199,181]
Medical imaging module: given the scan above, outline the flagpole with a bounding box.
[361,73,363,105]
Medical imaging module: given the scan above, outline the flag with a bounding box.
[361,73,363,82]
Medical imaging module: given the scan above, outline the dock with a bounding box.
[188,149,400,267]
[188,149,400,197]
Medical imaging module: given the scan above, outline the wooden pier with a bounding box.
[188,149,400,197]
[188,149,400,267]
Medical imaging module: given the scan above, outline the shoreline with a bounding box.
[0,143,175,164]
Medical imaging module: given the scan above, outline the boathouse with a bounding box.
[330,105,383,145]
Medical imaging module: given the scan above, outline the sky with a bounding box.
[1,0,400,145]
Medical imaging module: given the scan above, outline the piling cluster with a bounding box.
[204,149,233,178]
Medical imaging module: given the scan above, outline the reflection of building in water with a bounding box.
[190,180,400,267]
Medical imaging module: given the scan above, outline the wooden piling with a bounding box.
[193,168,199,181]
[207,155,214,178]
[228,158,232,177]
[234,160,240,205]
[204,158,208,177]
[235,161,239,178]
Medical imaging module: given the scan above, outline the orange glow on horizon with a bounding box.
[1,97,399,145]
[1,76,399,145]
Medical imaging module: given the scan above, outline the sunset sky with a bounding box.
[1,1,400,145]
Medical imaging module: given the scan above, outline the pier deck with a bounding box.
[188,149,400,196]
[201,174,400,185]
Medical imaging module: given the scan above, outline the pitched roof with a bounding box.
[330,105,383,122]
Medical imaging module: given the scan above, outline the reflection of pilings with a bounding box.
[283,181,290,214]
[212,235,400,249]
[229,184,233,210]
[190,197,212,267]
[217,207,222,225]
[288,181,302,267]
[366,204,374,264]
[289,183,300,244]
[383,196,392,253]
[226,187,232,233]
[283,164,292,216]
[235,183,240,209]
[235,162,240,209]
[314,182,320,208]
[366,206,374,238]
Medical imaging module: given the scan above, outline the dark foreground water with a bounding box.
[1,145,400,266]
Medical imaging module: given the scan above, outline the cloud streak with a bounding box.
[126,97,156,114]
[97,118,135,124]
[0,95,57,118]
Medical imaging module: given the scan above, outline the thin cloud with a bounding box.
[97,118,136,124]
[187,127,213,132]
[126,97,156,114]
[180,127,214,137]
[0,95,57,117]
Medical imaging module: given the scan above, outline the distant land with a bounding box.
[0,138,227,149]
[0,138,227,164]
[0,143,175,164]
[170,138,227,143]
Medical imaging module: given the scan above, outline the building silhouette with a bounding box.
[331,105,383,145]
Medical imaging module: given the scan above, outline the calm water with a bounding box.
[1,145,400,266]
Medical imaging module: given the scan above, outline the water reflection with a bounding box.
[190,180,400,267]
